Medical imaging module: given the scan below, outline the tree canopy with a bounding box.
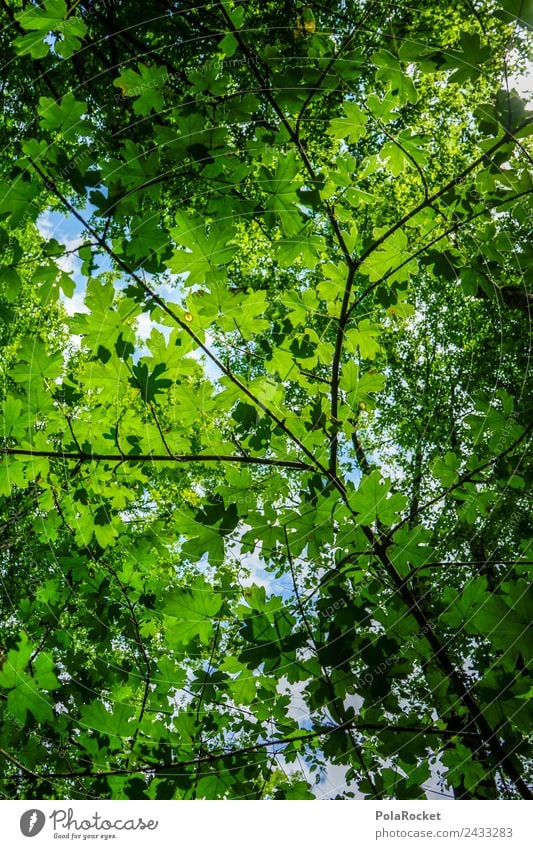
[0,0,532,800]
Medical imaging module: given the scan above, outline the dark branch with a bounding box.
[0,446,312,471]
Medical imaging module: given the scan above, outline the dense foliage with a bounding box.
[0,0,532,800]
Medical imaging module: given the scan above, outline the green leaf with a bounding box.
[130,362,172,403]
[114,64,168,116]
[372,50,418,104]
[390,526,432,571]
[0,634,57,723]
[38,93,91,141]
[15,0,87,58]
[229,671,256,704]
[0,179,39,225]
[432,451,460,486]
[80,701,136,741]
[441,577,490,629]
[329,101,367,143]
[16,0,68,31]
[470,581,532,661]
[261,151,304,235]
[345,320,382,360]
[0,267,22,301]
[442,744,488,792]
[496,0,533,29]
[349,471,407,525]
[12,32,51,59]
[0,633,33,687]
[360,229,416,283]
[10,338,63,384]
[219,32,238,57]
[164,577,223,645]
[167,213,237,283]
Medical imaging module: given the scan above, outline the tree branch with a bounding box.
[0,446,312,471]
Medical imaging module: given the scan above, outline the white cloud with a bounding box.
[137,312,155,341]
[507,58,533,104]
[63,290,88,316]
[37,212,83,275]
